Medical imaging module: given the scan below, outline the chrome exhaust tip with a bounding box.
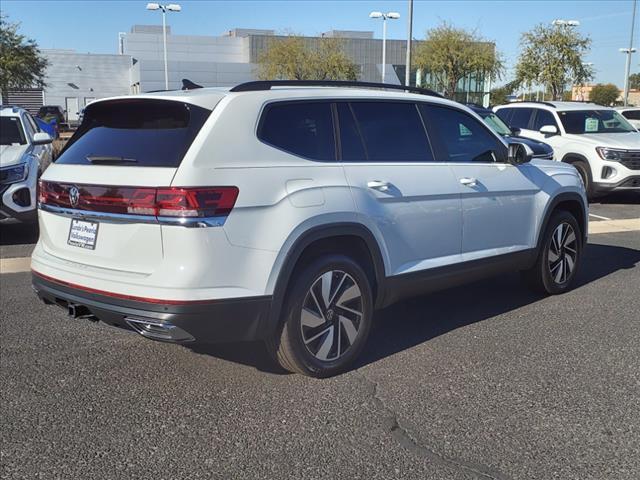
[125,317,194,343]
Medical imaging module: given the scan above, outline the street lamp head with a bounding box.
[386,12,401,19]
[166,3,181,11]
[620,48,637,53]
[146,2,160,10]
[369,11,383,19]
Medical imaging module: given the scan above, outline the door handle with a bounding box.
[459,177,477,187]
[367,180,391,192]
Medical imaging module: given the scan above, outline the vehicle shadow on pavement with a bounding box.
[184,242,640,375]
[0,223,39,246]
[355,242,640,370]
[591,192,639,205]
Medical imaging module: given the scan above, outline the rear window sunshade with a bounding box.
[56,99,211,167]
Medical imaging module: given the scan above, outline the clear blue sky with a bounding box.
[1,0,636,87]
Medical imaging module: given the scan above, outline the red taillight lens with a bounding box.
[156,187,239,217]
[39,182,239,219]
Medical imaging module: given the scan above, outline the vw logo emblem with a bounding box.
[69,186,80,208]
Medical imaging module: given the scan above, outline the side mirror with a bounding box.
[510,127,521,136]
[539,124,559,136]
[33,132,53,145]
[508,142,534,165]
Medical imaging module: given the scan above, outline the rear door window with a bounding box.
[508,108,534,129]
[531,109,558,131]
[495,108,513,125]
[56,99,211,167]
[258,102,335,161]
[349,102,434,162]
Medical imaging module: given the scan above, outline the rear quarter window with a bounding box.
[258,102,336,161]
[56,99,211,167]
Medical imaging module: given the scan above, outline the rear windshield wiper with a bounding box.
[86,155,138,164]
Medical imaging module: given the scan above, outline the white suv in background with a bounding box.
[494,101,640,198]
[1,106,54,223]
[32,81,587,377]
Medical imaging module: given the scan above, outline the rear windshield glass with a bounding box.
[1,117,26,145]
[559,110,636,134]
[56,99,211,167]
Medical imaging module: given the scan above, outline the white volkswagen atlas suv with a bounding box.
[32,81,587,377]
[494,101,640,199]
[1,106,53,223]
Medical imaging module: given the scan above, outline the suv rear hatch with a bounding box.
[37,98,214,275]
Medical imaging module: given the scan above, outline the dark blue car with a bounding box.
[467,104,554,160]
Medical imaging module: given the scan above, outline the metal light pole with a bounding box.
[405,0,413,86]
[622,0,637,106]
[146,3,182,90]
[370,11,400,83]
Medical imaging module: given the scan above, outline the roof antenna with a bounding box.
[182,79,203,90]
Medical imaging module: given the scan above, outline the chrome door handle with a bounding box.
[459,177,477,187]
[367,180,390,192]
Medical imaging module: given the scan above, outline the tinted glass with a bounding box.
[259,102,335,161]
[336,103,367,161]
[622,110,640,120]
[350,102,433,162]
[0,117,26,145]
[558,110,636,134]
[532,109,557,130]
[56,100,211,167]
[495,108,513,125]
[482,113,512,136]
[509,108,533,129]
[423,105,505,163]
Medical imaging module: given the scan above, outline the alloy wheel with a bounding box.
[300,270,363,361]
[548,222,578,285]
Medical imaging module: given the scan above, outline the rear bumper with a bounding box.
[32,271,272,344]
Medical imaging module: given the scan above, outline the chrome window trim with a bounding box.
[39,203,227,228]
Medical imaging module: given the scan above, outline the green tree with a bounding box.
[489,79,519,106]
[414,22,503,99]
[589,83,620,106]
[628,72,640,90]
[257,35,357,81]
[515,23,592,101]
[0,15,48,93]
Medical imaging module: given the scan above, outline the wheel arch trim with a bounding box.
[536,191,588,250]
[264,222,387,336]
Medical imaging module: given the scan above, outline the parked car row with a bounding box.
[1,106,54,224]
[1,81,638,377]
[494,101,640,198]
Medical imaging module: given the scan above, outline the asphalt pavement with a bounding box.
[1,196,639,480]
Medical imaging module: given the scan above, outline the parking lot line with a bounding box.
[0,257,31,274]
[588,218,640,235]
[588,213,612,221]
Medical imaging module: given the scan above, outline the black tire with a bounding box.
[268,254,374,377]
[522,210,583,295]
[571,160,596,201]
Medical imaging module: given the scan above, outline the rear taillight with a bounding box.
[38,181,239,219]
[156,187,239,217]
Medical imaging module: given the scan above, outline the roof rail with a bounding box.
[229,80,444,98]
[511,100,557,108]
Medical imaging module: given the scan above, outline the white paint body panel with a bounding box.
[33,88,586,302]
